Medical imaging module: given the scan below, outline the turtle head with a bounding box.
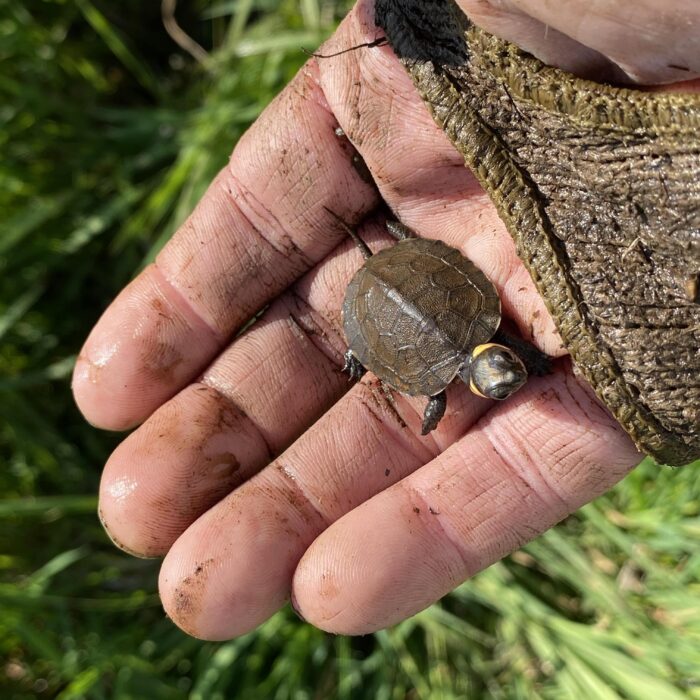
[459,343,527,400]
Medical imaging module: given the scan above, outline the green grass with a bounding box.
[1,1,699,698]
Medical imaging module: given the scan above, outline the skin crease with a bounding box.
[73,0,697,639]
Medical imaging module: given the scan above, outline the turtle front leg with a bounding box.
[386,220,416,241]
[422,391,447,435]
[343,349,367,381]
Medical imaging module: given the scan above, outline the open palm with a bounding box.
[72,0,697,640]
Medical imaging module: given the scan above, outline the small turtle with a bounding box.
[334,213,550,435]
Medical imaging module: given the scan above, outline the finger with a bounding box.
[97,222,386,557]
[157,367,494,639]
[292,369,641,634]
[73,59,379,431]
[456,0,700,84]
[318,0,564,355]
[98,383,272,558]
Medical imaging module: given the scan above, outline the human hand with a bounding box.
[73,0,695,640]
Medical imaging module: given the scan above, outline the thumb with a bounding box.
[456,0,700,84]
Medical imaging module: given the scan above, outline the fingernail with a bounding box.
[97,507,160,560]
[290,590,306,622]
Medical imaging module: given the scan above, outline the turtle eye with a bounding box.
[467,345,528,400]
[491,353,512,371]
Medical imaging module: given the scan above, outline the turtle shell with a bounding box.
[342,237,501,396]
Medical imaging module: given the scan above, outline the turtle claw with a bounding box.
[421,391,447,435]
[343,349,367,381]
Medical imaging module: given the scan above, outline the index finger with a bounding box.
[72,52,378,430]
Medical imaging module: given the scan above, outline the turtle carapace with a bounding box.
[338,217,535,434]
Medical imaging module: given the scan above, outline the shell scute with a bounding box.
[431,264,469,290]
[408,254,446,274]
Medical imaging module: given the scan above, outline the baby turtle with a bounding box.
[335,214,547,435]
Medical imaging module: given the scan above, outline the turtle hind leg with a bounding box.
[343,349,367,380]
[421,391,447,435]
[492,329,552,376]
